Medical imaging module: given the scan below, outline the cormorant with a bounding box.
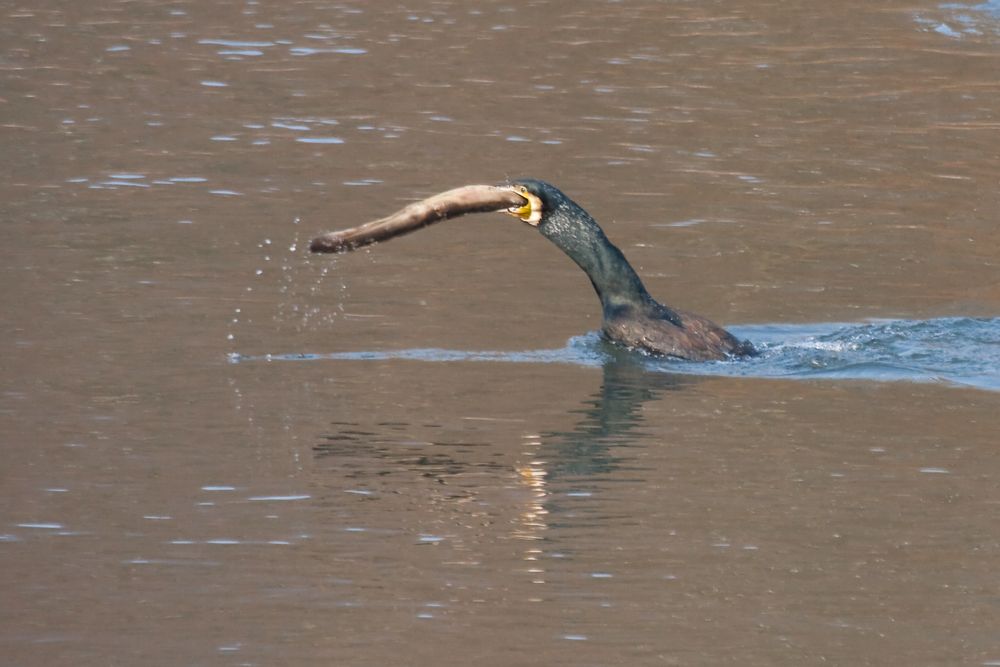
[500,179,754,361]
[309,179,754,361]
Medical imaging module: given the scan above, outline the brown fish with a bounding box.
[309,184,527,253]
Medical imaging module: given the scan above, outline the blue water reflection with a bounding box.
[916,1,1000,38]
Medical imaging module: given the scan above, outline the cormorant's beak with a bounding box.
[502,186,543,226]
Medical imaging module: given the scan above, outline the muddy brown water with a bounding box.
[3,1,1000,665]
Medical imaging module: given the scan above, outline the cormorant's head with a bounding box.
[500,178,565,227]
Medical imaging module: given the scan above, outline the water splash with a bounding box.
[227,221,343,348]
[700,318,1000,391]
[230,317,1000,392]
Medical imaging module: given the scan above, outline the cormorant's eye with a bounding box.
[519,186,528,194]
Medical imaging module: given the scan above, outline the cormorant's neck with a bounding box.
[538,198,654,315]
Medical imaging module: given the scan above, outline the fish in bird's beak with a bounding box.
[502,184,543,226]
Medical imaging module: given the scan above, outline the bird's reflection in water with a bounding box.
[311,354,698,598]
[535,346,693,481]
[313,350,695,534]
[511,348,693,559]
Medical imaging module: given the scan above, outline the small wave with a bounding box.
[231,317,1000,393]
[709,317,1000,391]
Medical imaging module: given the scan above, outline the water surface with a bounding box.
[3,1,1000,666]
[234,317,1000,392]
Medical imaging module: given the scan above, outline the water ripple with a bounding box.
[230,317,1000,392]
[915,1,1000,39]
[721,317,1000,391]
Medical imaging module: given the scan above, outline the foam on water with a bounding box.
[718,317,1000,391]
